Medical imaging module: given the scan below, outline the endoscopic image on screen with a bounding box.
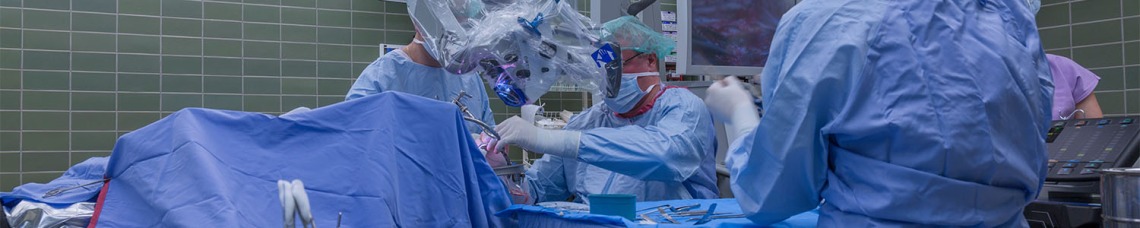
[691,0,793,67]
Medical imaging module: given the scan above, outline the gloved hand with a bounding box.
[494,116,582,158]
[478,132,510,167]
[704,77,760,143]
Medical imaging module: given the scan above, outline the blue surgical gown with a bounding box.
[525,88,719,204]
[347,49,496,134]
[729,0,1052,226]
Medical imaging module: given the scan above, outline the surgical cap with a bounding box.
[601,16,675,60]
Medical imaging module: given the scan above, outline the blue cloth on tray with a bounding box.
[497,198,818,228]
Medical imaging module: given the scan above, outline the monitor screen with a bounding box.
[689,0,793,68]
[679,0,798,75]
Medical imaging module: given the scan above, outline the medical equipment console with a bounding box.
[1044,116,1140,181]
[1024,116,1140,228]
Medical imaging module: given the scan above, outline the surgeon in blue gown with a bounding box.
[346,19,505,165]
[703,0,1052,226]
[490,16,719,204]
[345,21,496,136]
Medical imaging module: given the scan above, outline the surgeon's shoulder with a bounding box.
[458,72,488,88]
[661,87,707,109]
[563,103,607,129]
[1045,54,1080,68]
[360,49,410,79]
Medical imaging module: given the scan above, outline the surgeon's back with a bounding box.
[729,0,1052,226]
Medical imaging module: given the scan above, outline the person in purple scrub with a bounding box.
[1047,54,1103,120]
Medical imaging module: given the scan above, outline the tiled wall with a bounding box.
[0,0,420,190]
[1037,0,1140,116]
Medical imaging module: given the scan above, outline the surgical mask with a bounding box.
[1026,0,1040,14]
[413,38,440,61]
[604,72,658,113]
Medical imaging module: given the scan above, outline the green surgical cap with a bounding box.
[601,16,675,61]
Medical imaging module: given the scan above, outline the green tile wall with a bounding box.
[1038,0,1140,117]
[0,0,407,190]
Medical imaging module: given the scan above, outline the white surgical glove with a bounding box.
[494,116,581,158]
[704,77,760,143]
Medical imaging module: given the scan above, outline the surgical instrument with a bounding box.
[671,204,700,212]
[635,203,697,213]
[42,178,109,198]
[536,201,590,212]
[639,214,658,224]
[453,91,502,140]
[453,91,513,166]
[687,214,747,221]
[638,211,678,224]
[636,204,670,213]
[692,203,718,225]
[672,211,731,217]
[657,208,679,224]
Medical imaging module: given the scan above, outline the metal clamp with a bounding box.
[454,91,502,140]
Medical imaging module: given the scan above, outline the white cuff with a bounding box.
[535,129,581,158]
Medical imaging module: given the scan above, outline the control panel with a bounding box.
[1046,116,1140,182]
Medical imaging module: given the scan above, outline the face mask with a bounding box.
[604,72,658,113]
[413,38,440,62]
[1026,0,1040,14]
